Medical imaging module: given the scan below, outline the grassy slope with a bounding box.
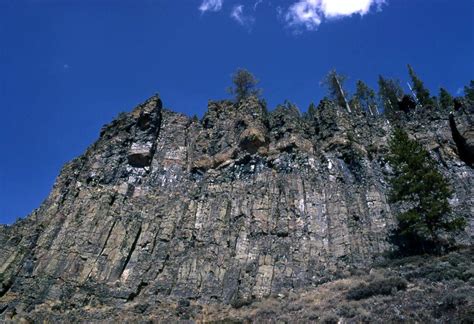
[197,248,473,323]
[3,248,473,323]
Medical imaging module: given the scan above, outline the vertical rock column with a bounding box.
[127,96,163,169]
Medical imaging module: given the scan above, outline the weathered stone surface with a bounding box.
[128,142,154,167]
[449,110,474,166]
[0,95,472,321]
[239,127,267,154]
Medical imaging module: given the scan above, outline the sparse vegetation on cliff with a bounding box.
[224,66,473,120]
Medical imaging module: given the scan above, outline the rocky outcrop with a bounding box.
[127,96,162,167]
[0,95,472,321]
[449,111,474,166]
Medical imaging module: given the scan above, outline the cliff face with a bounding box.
[1,96,473,321]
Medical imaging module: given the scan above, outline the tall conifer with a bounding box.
[388,128,465,253]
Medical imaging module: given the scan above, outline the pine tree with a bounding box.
[387,128,465,253]
[353,80,378,115]
[407,64,434,107]
[322,70,351,113]
[280,100,300,115]
[464,80,474,104]
[431,96,440,109]
[227,68,262,102]
[378,76,403,116]
[307,102,317,117]
[439,88,454,110]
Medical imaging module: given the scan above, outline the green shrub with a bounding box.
[439,291,469,311]
[320,313,339,324]
[230,297,253,309]
[347,277,407,300]
[405,259,472,282]
[307,312,319,321]
[336,304,360,318]
[211,319,244,324]
[458,308,474,324]
[255,309,277,319]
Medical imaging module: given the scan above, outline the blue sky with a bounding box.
[0,0,473,224]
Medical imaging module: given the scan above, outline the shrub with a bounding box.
[336,304,360,318]
[347,277,407,300]
[439,291,469,311]
[230,297,253,309]
[403,257,472,282]
[255,309,277,319]
[320,312,340,324]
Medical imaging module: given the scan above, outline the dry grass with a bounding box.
[193,248,473,323]
[4,248,473,323]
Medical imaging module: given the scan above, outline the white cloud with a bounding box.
[231,5,255,28]
[285,0,386,31]
[285,0,322,31]
[198,0,387,32]
[322,0,385,18]
[199,0,223,13]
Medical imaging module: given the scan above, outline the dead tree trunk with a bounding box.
[335,75,351,113]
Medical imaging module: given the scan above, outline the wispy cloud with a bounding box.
[199,0,387,32]
[253,0,264,11]
[231,5,255,29]
[199,0,224,13]
[285,0,386,31]
[285,0,322,31]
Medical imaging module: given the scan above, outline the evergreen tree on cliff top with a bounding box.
[464,80,474,104]
[439,88,454,110]
[353,80,378,115]
[387,128,465,254]
[322,69,351,113]
[407,64,434,107]
[227,68,262,102]
[378,75,403,117]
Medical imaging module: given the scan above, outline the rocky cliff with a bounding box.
[1,95,473,321]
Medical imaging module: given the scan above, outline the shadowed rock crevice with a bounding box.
[119,225,142,280]
[449,112,474,167]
